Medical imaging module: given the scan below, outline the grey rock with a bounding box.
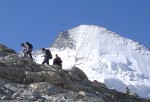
[12,92,20,99]
[19,90,41,101]
[37,98,46,102]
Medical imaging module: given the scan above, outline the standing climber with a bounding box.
[53,54,62,68]
[41,48,52,65]
[21,41,33,60]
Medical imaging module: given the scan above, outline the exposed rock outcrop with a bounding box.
[0,44,16,57]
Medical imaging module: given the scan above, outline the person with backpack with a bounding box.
[53,54,62,68]
[41,48,52,65]
[21,41,33,60]
[21,43,28,57]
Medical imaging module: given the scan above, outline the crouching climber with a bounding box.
[20,41,33,61]
[53,54,62,68]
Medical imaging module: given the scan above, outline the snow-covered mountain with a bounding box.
[34,25,150,98]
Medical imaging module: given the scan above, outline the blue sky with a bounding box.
[0,0,150,52]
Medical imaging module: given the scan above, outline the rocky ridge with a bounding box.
[0,44,149,102]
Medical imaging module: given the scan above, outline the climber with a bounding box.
[53,54,62,68]
[41,48,52,65]
[21,41,33,60]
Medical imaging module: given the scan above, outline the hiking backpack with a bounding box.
[46,49,52,59]
[26,42,33,49]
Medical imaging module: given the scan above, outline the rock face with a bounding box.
[0,44,16,57]
[0,44,149,102]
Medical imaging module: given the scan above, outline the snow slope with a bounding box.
[33,25,150,98]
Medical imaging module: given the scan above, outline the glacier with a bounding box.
[33,25,150,98]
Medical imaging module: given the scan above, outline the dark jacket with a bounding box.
[53,57,62,67]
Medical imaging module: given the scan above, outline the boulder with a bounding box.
[67,67,88,81]
[29,82,68,95]
[0,66,25,83]
[25,71,62,84]
[18,90,41,101]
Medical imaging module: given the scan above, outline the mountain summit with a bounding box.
[35,25,150,97]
